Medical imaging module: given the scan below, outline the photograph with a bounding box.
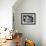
[21,13,36,25]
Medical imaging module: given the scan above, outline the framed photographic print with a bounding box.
[21,13,36,25]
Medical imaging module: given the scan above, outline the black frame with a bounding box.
[21,13,36,25]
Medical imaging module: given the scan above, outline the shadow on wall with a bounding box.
[12,0,24,9]
[12,0,24,33]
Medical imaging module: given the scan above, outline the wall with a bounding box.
[0,0,16,30]
[13,0,41,46]
[41,0,46,46]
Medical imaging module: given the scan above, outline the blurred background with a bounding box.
[0,0,46,46]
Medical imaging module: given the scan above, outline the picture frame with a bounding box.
[21,13,36,25]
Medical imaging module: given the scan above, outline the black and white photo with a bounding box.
[21,13,36,25]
